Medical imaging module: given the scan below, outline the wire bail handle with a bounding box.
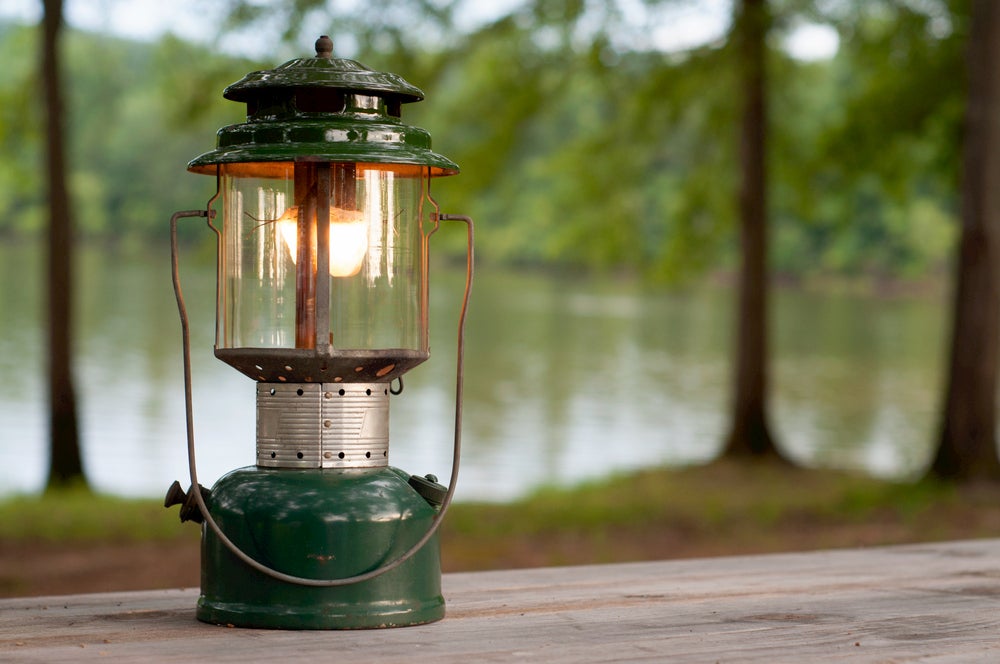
[169,205,474,587]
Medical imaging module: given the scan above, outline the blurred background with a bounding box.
[0,0,988,506]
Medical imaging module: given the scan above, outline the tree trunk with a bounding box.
[42,0,86,489]
[723,0,782,460]
[931,0,1000,481]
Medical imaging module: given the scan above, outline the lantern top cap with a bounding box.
[222,35,425,104]
[188,34,459,175]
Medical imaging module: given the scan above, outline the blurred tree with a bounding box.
[722,0,783,460]
[931,0,1000,481]
[41,0,87,489]
[0,25,258,241]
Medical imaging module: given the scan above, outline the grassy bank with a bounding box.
[4,461,1000,596]
[0,486,184,542]
[441,460,1000,569]
[4,461,999,557]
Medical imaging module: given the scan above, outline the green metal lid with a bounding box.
[223,35,425,104]
[188,36,458,176]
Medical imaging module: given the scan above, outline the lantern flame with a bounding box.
[276,206,369,277]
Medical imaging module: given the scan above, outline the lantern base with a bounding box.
[197,466,444,629]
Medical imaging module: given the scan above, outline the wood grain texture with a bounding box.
[3,539,1000,662]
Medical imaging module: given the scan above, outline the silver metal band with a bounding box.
[256,382,390,469]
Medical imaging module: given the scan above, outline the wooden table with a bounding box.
[3,539,1000,662]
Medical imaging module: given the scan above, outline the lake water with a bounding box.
[0,241,949,502]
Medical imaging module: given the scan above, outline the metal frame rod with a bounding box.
[315,163,332,352]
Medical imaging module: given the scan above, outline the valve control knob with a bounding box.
[163,480,209,524]
[408,473,448,508]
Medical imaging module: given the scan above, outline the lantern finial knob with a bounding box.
[315,35,333,58]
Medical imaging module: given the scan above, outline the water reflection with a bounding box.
[0,242,946,501]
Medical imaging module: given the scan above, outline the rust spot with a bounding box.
[376,363,396,377]
[308,554,336,563]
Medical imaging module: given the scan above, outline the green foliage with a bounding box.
[0,0,970,282]
[776,2,967,277]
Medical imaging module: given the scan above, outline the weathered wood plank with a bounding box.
[2,539,1000,662]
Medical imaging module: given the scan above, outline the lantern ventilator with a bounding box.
[165,35,473,629]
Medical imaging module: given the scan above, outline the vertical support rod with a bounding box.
[315,163,332,352]
[294,163,318,349]
[419,169,431,353]
[333,162,357,209]
[329,163,358,351]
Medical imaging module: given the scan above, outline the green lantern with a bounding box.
[165,36,473,630]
